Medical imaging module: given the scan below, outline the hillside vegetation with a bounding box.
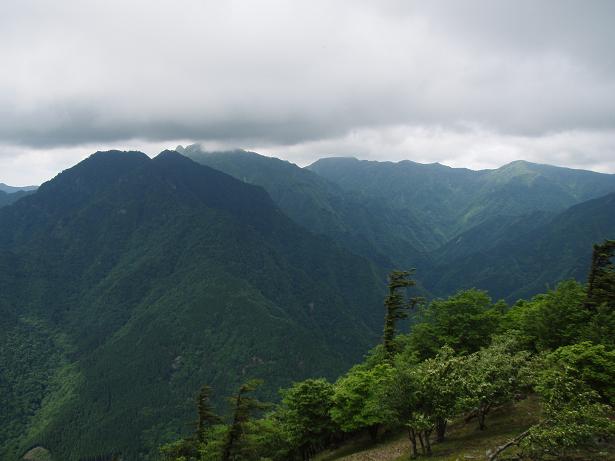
[1,149,614,460]
[0,151,384,460]
[184,147,615,301]
[161,242,615,461]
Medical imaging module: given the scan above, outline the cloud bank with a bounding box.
[1,0,614,183]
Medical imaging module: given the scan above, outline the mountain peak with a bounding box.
[154,149,190,162]
[87,149,149,161]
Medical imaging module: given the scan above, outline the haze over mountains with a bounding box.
[1,147,614,460]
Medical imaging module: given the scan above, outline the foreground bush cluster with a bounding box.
[162,241,615,461]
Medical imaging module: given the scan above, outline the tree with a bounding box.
[505,280,588,351]
[413,346,466,445]
[385,359,421,458]
[408,289,502,358]
[488,350,615,460]
[586,239,615,310]
[330,363,396,441]
[545,342,615,405]
[245,413,295,461]
[520,360,615,459]
[383,270,419,358]
[387,345,467,457]
[159,385,221,461]
[222,379,268,461]
[461,334,530,431]
[278,378,338,460]
[196,385,221,443]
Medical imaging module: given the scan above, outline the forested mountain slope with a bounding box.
[308,157,615,243]
[180,148,615,301]
[0,151,384,460]
[180,145,435,271]
[0,189,34,208]
[428,192,615,301]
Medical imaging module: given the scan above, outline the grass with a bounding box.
[316,396,541,461]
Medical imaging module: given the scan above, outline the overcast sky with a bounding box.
[1,0,614,185]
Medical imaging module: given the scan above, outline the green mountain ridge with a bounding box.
[428,192,615,301]
[308,156,615,242]
[0,150,384,460]
[2,148,614,460]
[177,148,615,301]
[179,146,436,272]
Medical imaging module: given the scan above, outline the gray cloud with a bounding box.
[1,0,614,183]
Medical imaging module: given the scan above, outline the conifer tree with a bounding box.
[382,269,419,357]
[195,385,220,443]
[585,240,615,310]
[222,379,268,461]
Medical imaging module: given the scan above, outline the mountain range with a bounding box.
[0,183,37,208]
[1,147,614,460]
[184,146,615,301]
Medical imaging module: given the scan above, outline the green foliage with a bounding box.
[521,359,615,459]
[461,334,531,430]
[244,414,295,461]
[0,151,385,460]
[330,363,396,436]
[584,301,615,347]
[505,280,589,350]
[411,346,467,430]
[222,379,268,461]
[586,239,615,310]
[382,270,418,357]
[407,289,502,358]
[385,346,467,456]
[161,250,615,461]
[277,378,338,458]
[546,342,615,405]
[195,385,221,443]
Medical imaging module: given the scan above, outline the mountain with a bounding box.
[182,148,615,301]
[179,145,437,272]
[0,182,38,193]
[308,157,615,243]
[427,192,615,301]
[3,149,613,459]
[0,151,385,460]
[430,211,555,264]
[0,189,35,208]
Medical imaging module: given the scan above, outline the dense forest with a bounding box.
[161,241,615,460]
[1,149,614,460]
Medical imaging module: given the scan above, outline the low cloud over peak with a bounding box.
[1,0,614,183]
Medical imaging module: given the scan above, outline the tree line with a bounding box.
[160,240,615,460]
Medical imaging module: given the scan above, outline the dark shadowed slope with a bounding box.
[0,189,35,208]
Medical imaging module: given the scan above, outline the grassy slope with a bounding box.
[317,397,543,461]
